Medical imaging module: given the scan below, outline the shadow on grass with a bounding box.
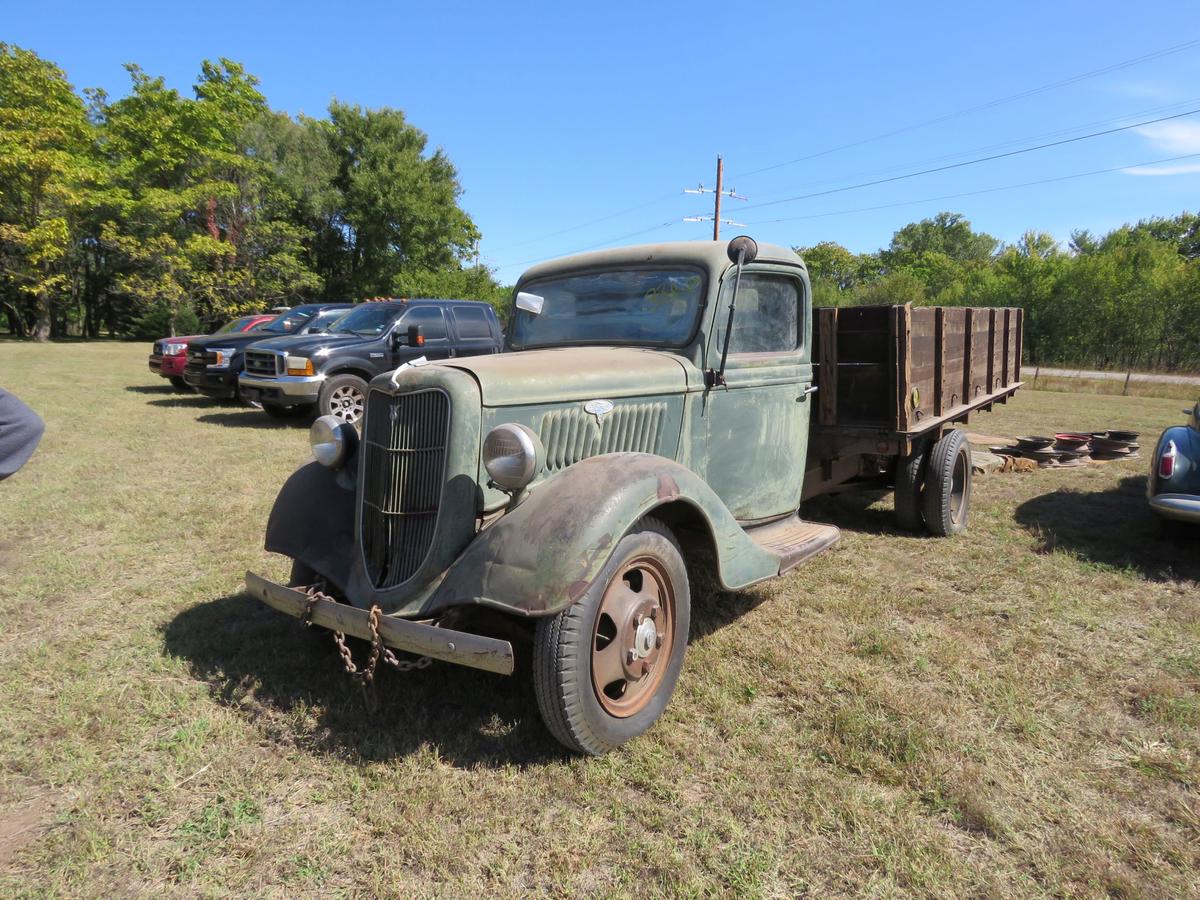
[196,411,308,429]
[802,490,917,538]
[125,384,182,395]
[162,593,566,768]
[146,396,225,409]
[1015,475,1199,581]
[163,577,767,767]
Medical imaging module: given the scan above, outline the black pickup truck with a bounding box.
[237,298,503,423]
[184,303,353,401]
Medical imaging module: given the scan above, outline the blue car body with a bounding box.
[1148,401,1200,523]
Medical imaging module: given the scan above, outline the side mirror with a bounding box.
[727,235,759,265]
[392,324,424,349]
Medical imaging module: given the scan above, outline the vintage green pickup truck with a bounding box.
[245,237,1022,755]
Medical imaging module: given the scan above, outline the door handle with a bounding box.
[798,385,818,402]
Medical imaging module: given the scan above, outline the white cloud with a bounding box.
[1123,162,1200,176]
[1133,120,1200,153]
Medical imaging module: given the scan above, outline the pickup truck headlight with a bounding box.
[310,415,358,469]
[209,348,236,368]
[483,423,543,491]
[286,356,314,376]
[163,342,187,356]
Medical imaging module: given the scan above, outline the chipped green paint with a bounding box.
[269,240,817,619]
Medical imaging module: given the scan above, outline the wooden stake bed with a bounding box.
[806,304,1023,492]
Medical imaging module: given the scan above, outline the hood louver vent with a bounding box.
[540,403,667,472]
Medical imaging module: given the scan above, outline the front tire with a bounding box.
[318,374,368,425]
[922,429,972,536]
[533,517,690,755]
[168,376,189,390]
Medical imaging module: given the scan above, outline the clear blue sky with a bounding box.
[9,1,1200,279]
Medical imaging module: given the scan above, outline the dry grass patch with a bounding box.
[0,343,1197,896]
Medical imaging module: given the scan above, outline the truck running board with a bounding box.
[744,515,840,574]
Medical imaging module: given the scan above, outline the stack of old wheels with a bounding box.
[893,429,973,536]
[533,517,691,755]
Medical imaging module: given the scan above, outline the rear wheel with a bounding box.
[533,517,690,755]
[893,443,928,531]
[318,374,368,425]
[922,429,972,536]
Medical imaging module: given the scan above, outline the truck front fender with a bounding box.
[426,452,780,618]
[264,460,356,590]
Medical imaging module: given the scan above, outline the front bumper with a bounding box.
[160,354,187,377]
[1149,493,1200,523]
[244,572,515,675]
[238,372,323,406]
[184,367,238,398]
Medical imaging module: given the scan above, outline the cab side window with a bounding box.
[713,273,801,355]
[401,307,448,340]
[452,306,493,339]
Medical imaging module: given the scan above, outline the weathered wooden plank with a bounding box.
[1014,308,1024,380]
[818,306,838,427]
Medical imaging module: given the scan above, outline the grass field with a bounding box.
[1,342,1197,897]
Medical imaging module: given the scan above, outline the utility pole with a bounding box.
[713,155,723,241]
[683,155,747,240]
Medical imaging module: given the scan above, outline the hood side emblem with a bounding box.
[584,399,614,425]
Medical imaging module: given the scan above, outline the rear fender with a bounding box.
[264,460,356,589]
[426,452,780,617]
[1151,424,1200,496]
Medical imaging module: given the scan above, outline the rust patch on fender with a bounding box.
[566,580,590,603]
[657,473,680,500]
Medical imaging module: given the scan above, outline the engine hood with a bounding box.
[191,331,287,351]
[441,346,697,406]
[246,332,364,355]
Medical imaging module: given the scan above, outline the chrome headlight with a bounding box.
[209,348,236,368]
[310,414,358,469]
[164,342,187,356]
[483,423,543,491]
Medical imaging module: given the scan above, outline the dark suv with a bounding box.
[238,298,502,423]
[184,303,353,401]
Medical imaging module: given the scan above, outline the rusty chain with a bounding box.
[302,584,432,690]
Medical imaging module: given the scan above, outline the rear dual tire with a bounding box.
[893,429,972,536]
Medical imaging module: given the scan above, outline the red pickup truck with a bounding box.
[148,315,276,389]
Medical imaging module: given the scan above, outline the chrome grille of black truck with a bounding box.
[244,350,280,377]
[360,389,450,589]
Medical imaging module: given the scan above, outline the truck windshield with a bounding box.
[327,304,403,337]
[261,307,320,334]
[509,269,704,349]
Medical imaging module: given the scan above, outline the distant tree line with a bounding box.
[798,210,1200,373]
[0,44,509,340]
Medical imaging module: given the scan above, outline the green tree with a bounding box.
[0,44,92,339]
[326,102,480,297]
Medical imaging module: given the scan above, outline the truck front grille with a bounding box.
[186,348,208,373]
[360,389,450,589]
[540,402,667,472]
[245,350,280,378]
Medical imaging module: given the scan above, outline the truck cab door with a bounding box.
[700,267,812,521]
[391,307,452,363]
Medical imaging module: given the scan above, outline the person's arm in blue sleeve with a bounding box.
[0,389,45,480]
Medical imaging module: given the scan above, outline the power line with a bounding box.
[739,107,1200,213]
[746,95,1200,200]
[741,153,1200,226]
[485,191,681,254]
[734,37,1200,179]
